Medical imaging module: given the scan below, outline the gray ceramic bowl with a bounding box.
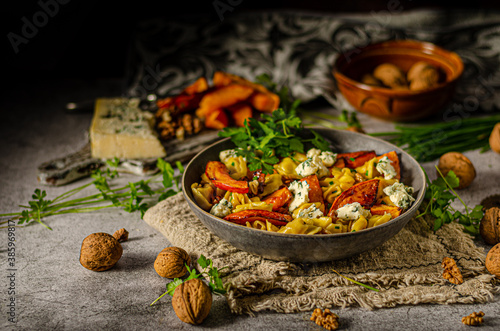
[182,128,426,263]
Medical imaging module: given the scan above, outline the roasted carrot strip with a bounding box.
[226,103,253,127]
[336,151,377,169]
[370,204,402,219]
[262,187,293,211]
[204,109,229,130]
[183,77,209,95]
[248,91,280,113]
[195,84,254,119]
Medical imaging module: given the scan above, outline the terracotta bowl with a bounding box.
[332,39,464,122]
[182,128,426,263]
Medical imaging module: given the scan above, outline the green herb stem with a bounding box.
[435,166,469,215]
[1,159,183,229]
[370,114,500,162]
[331,269,379,292]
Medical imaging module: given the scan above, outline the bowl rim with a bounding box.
[332,39,464,96]
[181,127,426,240]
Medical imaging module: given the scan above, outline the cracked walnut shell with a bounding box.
[172,278,212,325]
[485,243,500,278]
[310,308,339,331]
[80,232,123,271]
[113,228,129,242]
[442,257,463,285]
[462,311,485,326]
[154,247,191,279]
[480,207,500,245]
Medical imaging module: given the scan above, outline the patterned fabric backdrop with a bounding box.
[124,9,500,115]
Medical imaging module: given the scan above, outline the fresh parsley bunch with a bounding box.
[418,166,483,235]
[219,109,331,174]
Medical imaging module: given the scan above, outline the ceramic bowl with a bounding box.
[182,128,426,262]
[332,39,463,122]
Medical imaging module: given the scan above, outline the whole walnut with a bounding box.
[361,73,382,86]
[489,122,500,154]
[154,247,191,278]
[80,232,123,271]
[485,243,500,278]
[373,63,408,88]
[480,207,500,245]
[437,152,476,189]
[172,278,212,325]
[407,61,440,90]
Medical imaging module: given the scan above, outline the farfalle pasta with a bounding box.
[194,146,415,235]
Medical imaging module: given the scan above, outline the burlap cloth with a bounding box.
[143,193,499,315]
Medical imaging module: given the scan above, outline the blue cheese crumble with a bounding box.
[383,182,415,209]
[376,156,397,179]
[210,198,233,217]
[306,148,337,167]
[288,180,310,212]
[297,204,324,219]
[296,155,330,178]
[336,202,371,221]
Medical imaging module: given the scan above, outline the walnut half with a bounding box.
[310,308,339,330]
[442,257,464,285]
[462,311,485,326]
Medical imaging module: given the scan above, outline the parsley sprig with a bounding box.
[0,158,183,229]
[219,109,331,174]
[417,166,483,235]
[150,254,227,306]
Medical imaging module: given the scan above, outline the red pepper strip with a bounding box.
[224,209,292,223]
[225,216,288,226]
[336,151,377,168]
[206,161,249,193]
[327,179,380,218]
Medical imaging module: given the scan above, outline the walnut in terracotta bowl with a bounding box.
[333,39,463,122]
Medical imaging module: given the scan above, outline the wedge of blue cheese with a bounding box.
[90,98,166,159]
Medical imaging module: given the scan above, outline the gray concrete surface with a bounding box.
[1,79,499,330]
